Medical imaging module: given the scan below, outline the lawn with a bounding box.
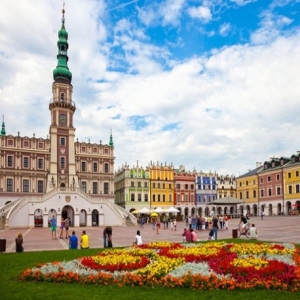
[0,239,300,300]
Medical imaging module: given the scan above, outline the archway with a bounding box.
[92,209,99,226]
[60,183,66,188]
[34,209,43,227]
[268,204,273,216]
[62,205,74,226]
[184,207,189,218]
[253,204,258,216]
[277,203,282,215]
[80,209,87,226]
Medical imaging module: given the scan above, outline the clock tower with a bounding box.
[47,7,77,192]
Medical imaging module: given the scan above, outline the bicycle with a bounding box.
[237,223,250,238]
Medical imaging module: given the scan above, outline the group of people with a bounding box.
[49,215,71,240]
[186,214,230,231]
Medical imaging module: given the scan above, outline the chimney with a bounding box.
[256,162,262,168]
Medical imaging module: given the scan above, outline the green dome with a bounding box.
[53,22,72,82]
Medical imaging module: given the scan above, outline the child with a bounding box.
[208,229,214,240]
[170,219,174,230]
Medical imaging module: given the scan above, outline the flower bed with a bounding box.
[20,242,300,291]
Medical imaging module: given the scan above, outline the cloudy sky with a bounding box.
[1,0,300,177]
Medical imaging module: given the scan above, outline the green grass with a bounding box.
[0,240,299,300]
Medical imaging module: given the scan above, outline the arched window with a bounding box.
[60,93,65,102]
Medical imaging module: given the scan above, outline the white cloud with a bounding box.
[188,6,212,23]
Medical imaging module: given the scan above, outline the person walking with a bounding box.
[50,215,57,240]
[103,226,112,248]
[80,230,89,249]
[65,217,70,239]
[133,230,143,246]
[69,231,78,249]
[15,232,24,252]
[212,215,219,240]
[156,217,160,234]
[59,218,65,239]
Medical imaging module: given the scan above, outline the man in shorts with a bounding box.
[50,215,57,240]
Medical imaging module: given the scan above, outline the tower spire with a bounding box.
[53,2,72,83]
[109,130,114,147]
[1,115,6,136]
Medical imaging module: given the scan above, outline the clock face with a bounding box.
[59,114,67,125]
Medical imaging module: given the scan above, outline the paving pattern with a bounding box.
[0,216,299,253]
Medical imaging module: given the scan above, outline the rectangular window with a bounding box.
[163,195,165,202]
[191,194,194,202]
[7,179,13,192]
[104,163,109,173]
[177,194,180,202]
[185,184,188,189]
[38,158,43,169]
[296,171,299,177]
[276,174,280,181]
[169,184,171,189]
[239,182,242,186]
[260,190,264,197]
[176,184,180,189]
[288,185,292,194]
[158,195,161,202]
[7,156,13,167]
[145,194,148,202]
[138,194,141,201]
[81,162,86,172]
[60,157,65,169]
[268,188,272,196]
[23,180,29,192]
[92,182,98,194]
[152,195,155,202]
[131,194,135,201]
[60,137,66,145]
[158,183,160,188]
[288,173,291,179]
[93,162,98,173]
[246,181,248,186]
[253,190,256,198]
[138,182,141,187]
[260,178,263,183]
[81,182,86,193]
[239,192,242,199]
[104,182,109,194]
[246,191,249,199]
[37,180,44,193]
[277,187,281,195]
[191,184,194,190]
[131,181,134,187]
[153,183,155,188]
[267,176,271,182]
[144,182,148,187]
[185,195,188,202]
[23,157,29,168]
[296,184,300,193]
[163,183,165,189]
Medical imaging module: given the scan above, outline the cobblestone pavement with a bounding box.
[0,216,299,253]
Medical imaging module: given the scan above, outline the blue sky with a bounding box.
[1,0,300,176]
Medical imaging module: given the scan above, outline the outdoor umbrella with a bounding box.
[165,207,180,213]
[139,207,151,214]
[150,212,158,217]
[131,209,140,214]
[153,207,165,213]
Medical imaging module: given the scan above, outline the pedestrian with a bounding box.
[103,226,112,248]
[156,217,160,234]
[50,215,57,240]
[188,216,192,230]
[212,215,219,240]
[65,217,70,239]
[15,232,24,252]
[133,230,143,246]
[59,217,65,239]
[260,210,264,220]
[151,217,156,230]
[69,231,78,249]
[80,230,89,249]
[173,218,177,231]
[223,214,229,230]
[249,224,258,240]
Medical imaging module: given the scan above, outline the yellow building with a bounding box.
[283,154,300,214]
[236,164,262,216]
[149,162,174,209]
